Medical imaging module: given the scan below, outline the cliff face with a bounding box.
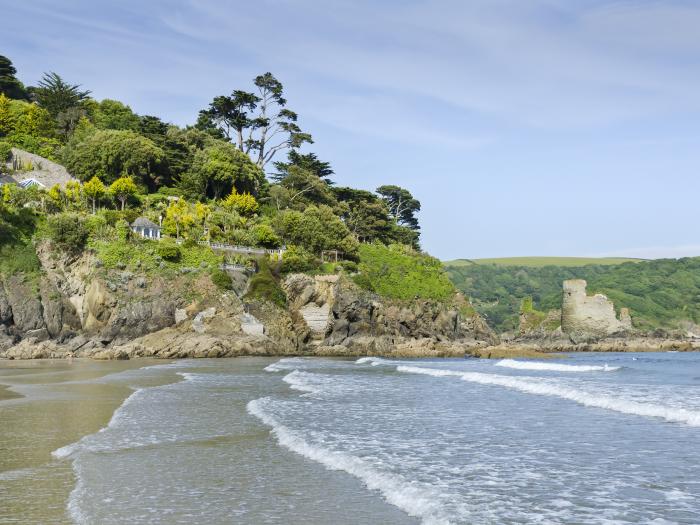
[283,273,497,357]
[0,243,495,359]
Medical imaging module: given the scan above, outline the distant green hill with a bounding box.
[444,257,700,333]
[446,256,645,268]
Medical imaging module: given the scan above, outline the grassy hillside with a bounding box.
[446,257,644,268]
[444,257,700,333]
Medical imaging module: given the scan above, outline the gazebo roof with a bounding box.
[131,217,160,229]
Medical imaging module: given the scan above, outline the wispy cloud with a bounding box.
[4,0,700,259]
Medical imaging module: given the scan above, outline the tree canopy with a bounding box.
[197,72,312,168]
[0,55,29,100]
[63,128,166,188]
[31,72,91,117]
[180,141,265,200]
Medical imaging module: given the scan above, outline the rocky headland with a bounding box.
[0,241,500,360]
[1,244,697,361]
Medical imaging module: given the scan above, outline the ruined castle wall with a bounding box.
[561,279,629,340]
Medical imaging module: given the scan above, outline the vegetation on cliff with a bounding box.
[0,54,453,305]
[446,258,700,332]
[354,243,454,301]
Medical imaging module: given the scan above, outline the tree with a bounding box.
[273,150,333,182]
[109,176,138,210]
[276,205,358,256]
[376,185,421,230]
[197,91,258,146]
[197,73,312,168]
[274,166,335,209]
[83,176,106,214]
[0,56,29,100]
[164,197,194,239]
[31,72,91,117]
[63,129,166,188]
[182,141,265,199]
[56,106,87,137]
[93,99,140,130]
[223,190,259,216]
[249,73,312,168]
[0,94,15,136]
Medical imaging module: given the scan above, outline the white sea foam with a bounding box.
[247,397,452,525]
[495,359,620,372]
[355,357,398,366]
[397,365,700,427]
[265,357,312,372]
[282,370,322,395]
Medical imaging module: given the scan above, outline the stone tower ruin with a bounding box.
[561,279,632,340]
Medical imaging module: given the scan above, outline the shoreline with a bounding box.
[2,338,698,361]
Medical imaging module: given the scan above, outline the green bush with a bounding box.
[340,260,358,273]
[0,141,12,163]
[354,243,455,301]
[46,213,89,252]
[245,257,286,306]
[84,214,108,238]
[281,245,318,273]
[0,242,40,275]
[211,269,232,290]
[115,218,130,241]
[253,223,280,248]
[156,241,181,261]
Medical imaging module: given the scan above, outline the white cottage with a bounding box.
[130,217,162,239]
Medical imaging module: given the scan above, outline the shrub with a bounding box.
[281,245,318,273]
[156,240,181,261]
[46,213,89,252]
[253,223,280,248]
[0,141,12,163]
[211,268,232,290]
[115,218,130,241]
[84,214,109,240]
[340,260,358,273]
[245,257,286,306]
[0,242,40,275]
[354,243,455,301]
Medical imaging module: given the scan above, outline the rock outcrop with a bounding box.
[6,148,78,188]
[283,273,497,357]
[561,279,632,341]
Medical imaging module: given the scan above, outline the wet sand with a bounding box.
[0,359,168,524]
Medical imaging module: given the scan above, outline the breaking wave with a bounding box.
[265,357,314,372]
[397,365,700,427]
[495,359,620,372]
[282,370,322,395]
[247,397,453,525]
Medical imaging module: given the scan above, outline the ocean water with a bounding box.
[2,353,700,524]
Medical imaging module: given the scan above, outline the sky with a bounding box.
[2,0,699,260]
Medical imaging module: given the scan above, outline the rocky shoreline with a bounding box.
[2,243,697,361]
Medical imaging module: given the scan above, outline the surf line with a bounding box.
[397,365,700,427]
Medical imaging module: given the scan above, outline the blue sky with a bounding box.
[3,0,700,260]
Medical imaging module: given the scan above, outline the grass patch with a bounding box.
[0,242,40,276]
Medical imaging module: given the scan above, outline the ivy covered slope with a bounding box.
[445,258,700,333]
[0,54,495,359]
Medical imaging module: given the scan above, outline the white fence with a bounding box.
[173,239,286,258]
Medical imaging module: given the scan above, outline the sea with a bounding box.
[1,352,699,524]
